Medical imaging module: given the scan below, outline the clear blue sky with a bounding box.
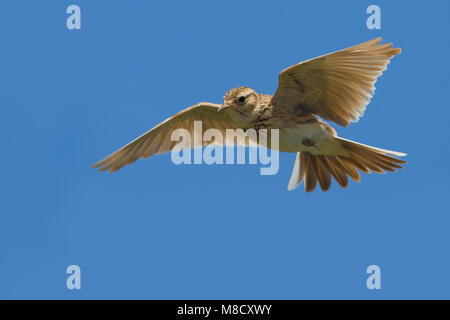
[1,0,449,299]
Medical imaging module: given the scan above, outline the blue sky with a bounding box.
[0,0,449,299]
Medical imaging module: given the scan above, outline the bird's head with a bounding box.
[218,87,259,114]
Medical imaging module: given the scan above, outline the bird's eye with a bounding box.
[237,96,246,103]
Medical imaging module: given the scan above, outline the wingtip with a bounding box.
[389,151,407,157]
[368,38,401,57]
[90,156,113,171]
[90,160,107,170]
[368,37,383,46]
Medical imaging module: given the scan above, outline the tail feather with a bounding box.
[315,156,332,191]
[336,157,360,182]
[324,155,348,188]
[287,153,304,191]
[287,138,406,192]
[303,153,318,192]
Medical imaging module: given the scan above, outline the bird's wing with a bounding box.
[272,38,401,127]
[91,102,242,172]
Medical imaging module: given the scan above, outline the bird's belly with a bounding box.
[276,123,335,153]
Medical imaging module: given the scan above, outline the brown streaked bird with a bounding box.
[92,38,406,192]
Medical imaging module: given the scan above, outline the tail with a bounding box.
[287,137,407,192]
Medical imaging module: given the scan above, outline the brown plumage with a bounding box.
[291,138,406,192]
[92,38,406,192]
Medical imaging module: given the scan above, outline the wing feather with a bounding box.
[91,102,240,172]
[272,38,401,126]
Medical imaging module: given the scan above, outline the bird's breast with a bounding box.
[276,122,336,153]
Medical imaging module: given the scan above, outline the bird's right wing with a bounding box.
[272,38,401,127]
[91,102,242,172]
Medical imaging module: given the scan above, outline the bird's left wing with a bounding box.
[272,38,401,127]
[91,102,241,172]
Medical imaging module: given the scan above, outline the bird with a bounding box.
[91,37,406,192]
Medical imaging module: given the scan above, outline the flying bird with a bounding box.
[92,37,406,192]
